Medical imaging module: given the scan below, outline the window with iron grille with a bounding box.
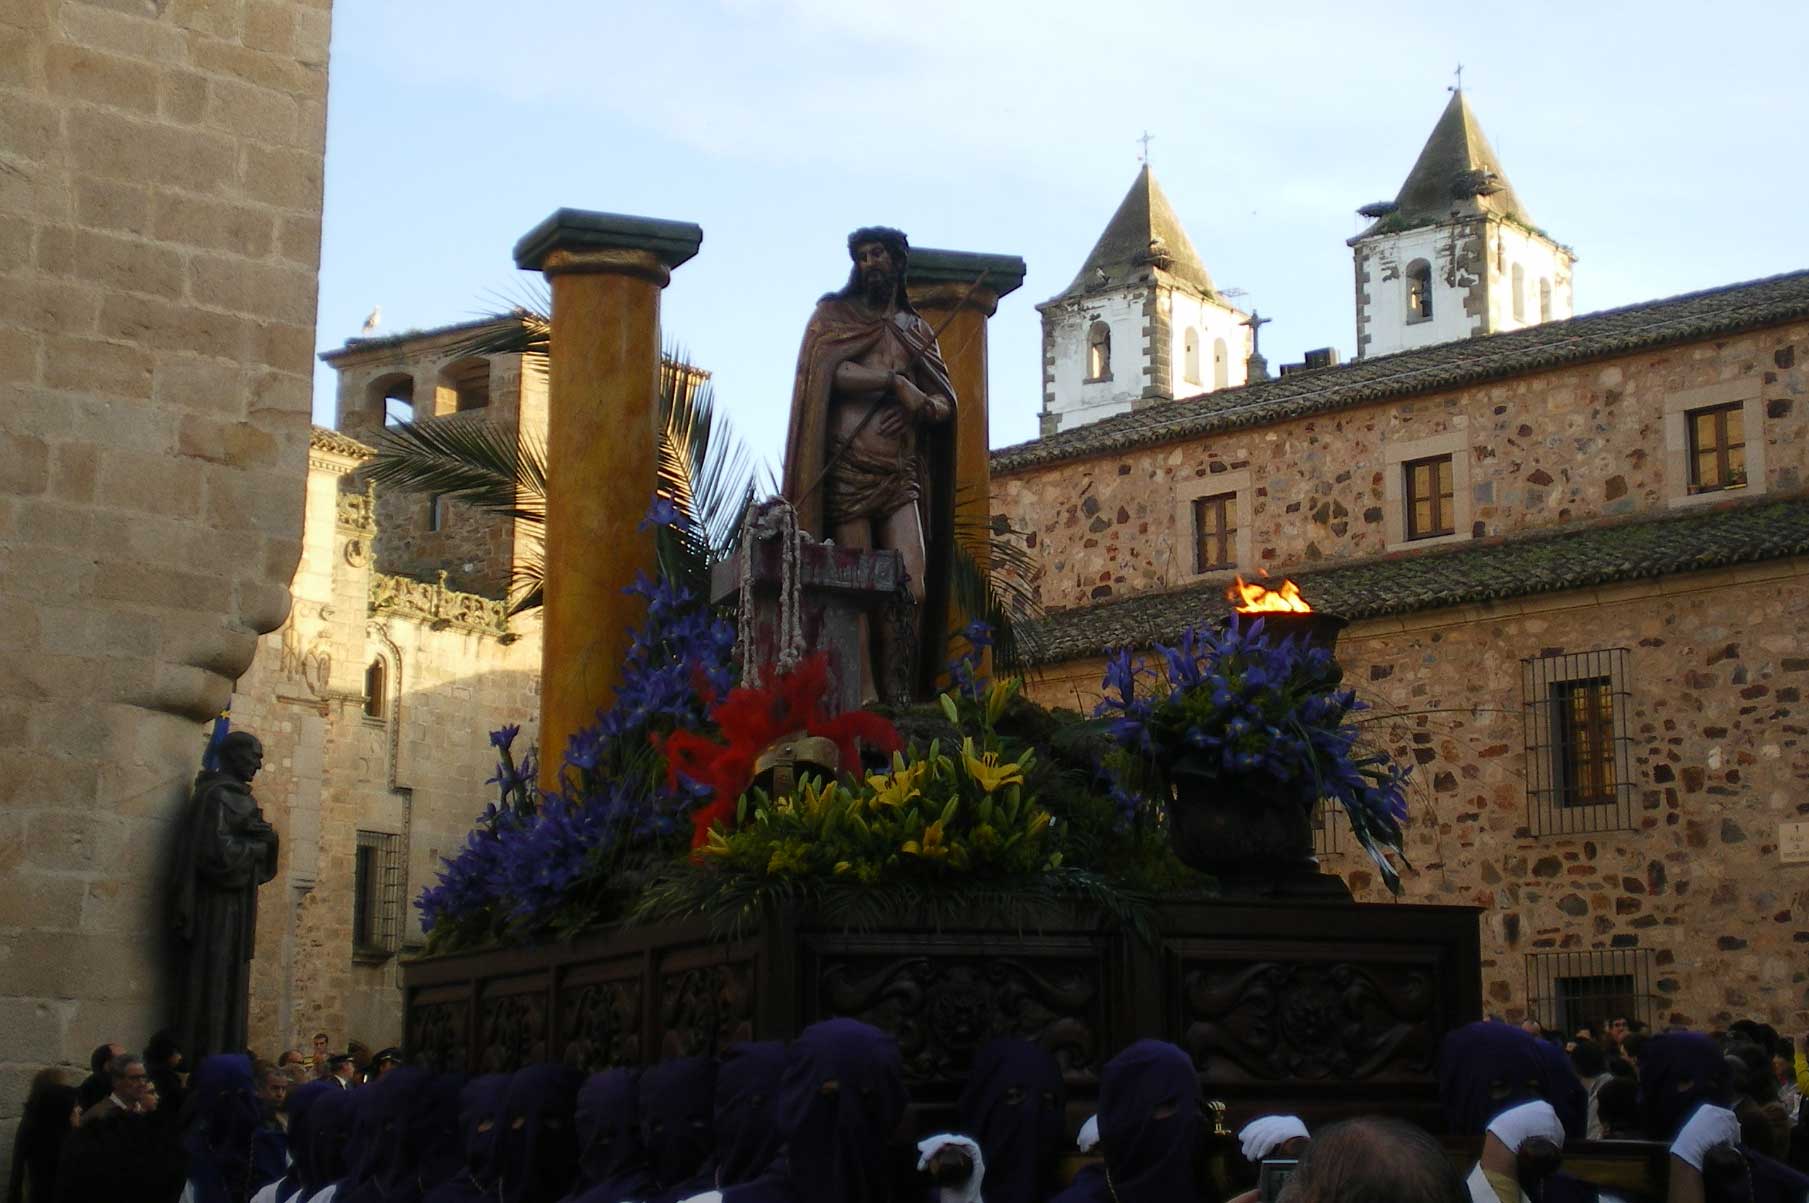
[1404,455,1454,540]
[1312,798,1344,858]
[1522,650,1633,836]
[1527,950,1656,1036]
[1192,493,1237,574]
[1687,403,1747,494]
[353,830,403,958]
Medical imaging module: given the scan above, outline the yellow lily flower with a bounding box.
[864,758,929,810]
[961,738,1025,794]
[697,828,735,859]
[901,819,950,861]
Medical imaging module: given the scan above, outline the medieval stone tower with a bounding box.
[1350,90,1575,359]
[1037,165,1250,435]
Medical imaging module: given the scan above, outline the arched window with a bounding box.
[1086,321,1111,381]
[1212,338,1228,388]
[363,659,385,720]
[1182,327,1200,385]
[1511,264,1526,321]
[1539,278,1552,322]
[368,373,415,426]
[1405,260,1433,322]
[438,356,490,414]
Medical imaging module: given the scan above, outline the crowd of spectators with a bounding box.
[10,1014,1809,1203]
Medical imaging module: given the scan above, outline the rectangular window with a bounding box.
[427,494,447,532]
[1192,493,1237,573]
[1687,403,1747,494]
[1553,677,1616,807]
[1522,649,1632,836]
[354,830,403,957]
[1527,950,1655,1036]
[1403,455,1454,540]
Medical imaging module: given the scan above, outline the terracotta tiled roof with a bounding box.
[318,313,532,362]
[309,426,374,459]
[994,269,1809,474]
[1022,499,1809,664]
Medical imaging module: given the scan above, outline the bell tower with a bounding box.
[1351,90,1575,359]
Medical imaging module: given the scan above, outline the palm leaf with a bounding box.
[366,417,547,523]
[949,491,1046,676]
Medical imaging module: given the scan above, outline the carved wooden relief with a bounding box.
[658,960,756,1058]
[1179,957,1436,1084]
[560,975,642,1070]
[406,994,466,1073]
[816,953,1102,1087]
[478,984,547,1073]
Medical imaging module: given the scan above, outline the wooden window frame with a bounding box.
[1551,676,1617,808]
[1685,402,1747,495]
[1403,454,1455,540]
[1192,492,1237,574]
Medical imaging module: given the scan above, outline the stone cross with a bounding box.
[1243,309,1272,358]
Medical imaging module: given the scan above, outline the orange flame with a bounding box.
[1227,575,1312,613]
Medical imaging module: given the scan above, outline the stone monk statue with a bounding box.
[782,227,958,703]
[171,730,279,1059]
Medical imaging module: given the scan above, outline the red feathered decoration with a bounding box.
[664,654,901,849]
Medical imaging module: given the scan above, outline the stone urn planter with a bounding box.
[1168,774,1348,900]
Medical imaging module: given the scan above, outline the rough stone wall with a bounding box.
[0,0,330,1170]
[232,440,540,1058]
[996,323,1809,609]
[332,344,538,599]
[1022,559,1809,1030]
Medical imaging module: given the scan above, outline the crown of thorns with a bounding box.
[847,227,909,262]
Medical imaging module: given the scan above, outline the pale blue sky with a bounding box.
[311,0,1808,470]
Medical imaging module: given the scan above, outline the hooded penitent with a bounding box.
[713,1042,788,1188]
[568,1069,651,1203]
[497,1064,584,1203]
[1639,1033,1732,1141]
[1096,1040,1204,1203]
[336,1066,433,1203]
[1437,1022,1549,1136]
[422,1074,510,1203]
[1529,1037,1589,1141]
[305,1088,358,1196]
[773,1019,909,1203]
[639,1057,717,1202]
[183,1054,265,1203]
[957,1038,1067,1203]
[410,1074,469,1196]
[275,1081,334,1203]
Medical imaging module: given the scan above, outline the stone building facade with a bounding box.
[994,271,1809,1031]
[0,0,332,1175]
[230,427,541,1055]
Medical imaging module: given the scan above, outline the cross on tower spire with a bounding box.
[1137,130,1154,164]
[1450,63,1464,93]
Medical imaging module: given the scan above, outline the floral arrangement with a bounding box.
[1094,616,1411,891]
[416,573,737,949]
[691,677,1056,883]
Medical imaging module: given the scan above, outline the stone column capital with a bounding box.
[513,209,703,285]
[906,248,1026,317]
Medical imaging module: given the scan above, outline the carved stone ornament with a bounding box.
[370,569,509,638]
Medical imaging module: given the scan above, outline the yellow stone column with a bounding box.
[514,209,701,790]
[905,248,1026,663]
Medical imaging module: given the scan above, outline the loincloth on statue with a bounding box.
[826,429,924,526]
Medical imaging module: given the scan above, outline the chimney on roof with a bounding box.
[1280,347,1341,377]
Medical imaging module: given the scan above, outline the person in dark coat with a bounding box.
[54,1075,186,1203]
[76,1046,120,1112]
[7,1071,78,1203]
[146,1031,188,1121]
[711,1044,787,1190]
[568,1070,651,1203]
[422,1075,509,1203]
[955,1039,1066,1203]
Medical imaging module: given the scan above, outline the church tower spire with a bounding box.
[1350,90,1574,359]
[1037,164,1249,436]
